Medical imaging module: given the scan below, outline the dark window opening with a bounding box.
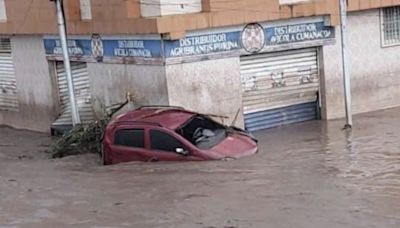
[382,6,400,46]
[176,115,227,150]
[114,129,145,148]
[150,130,185,152]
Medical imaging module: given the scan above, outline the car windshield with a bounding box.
[176,115,227,150]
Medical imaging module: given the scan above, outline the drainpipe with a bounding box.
[52,0,81,125]
[339,0,352,129]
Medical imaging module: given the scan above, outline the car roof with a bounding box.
[113,107,196,130]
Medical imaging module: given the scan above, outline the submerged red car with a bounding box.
[102,106,258,165]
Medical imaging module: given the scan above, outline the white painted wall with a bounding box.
[0,36,57,132]
[166,57,245,128]
[87,63,169,118]
[322,9,400,119]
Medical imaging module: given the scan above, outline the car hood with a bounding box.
[205,132,258,159]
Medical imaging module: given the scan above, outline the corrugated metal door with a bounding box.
[241,48,320,131]
[53,61,95,126]
[0,38,18,111]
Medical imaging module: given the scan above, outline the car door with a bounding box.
[144,128,201,162]
[109,126,148,164]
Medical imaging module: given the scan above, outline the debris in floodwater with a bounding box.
[18,155,33,160]
[0,143,15,147]
[50,98,131,158]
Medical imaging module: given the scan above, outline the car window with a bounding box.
[150,130,185,152]
[177,115,227,150]
[114,129,145,148]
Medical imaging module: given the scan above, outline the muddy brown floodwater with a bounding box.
[1,108,400,228]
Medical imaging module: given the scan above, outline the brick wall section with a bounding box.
[348,0,400,11]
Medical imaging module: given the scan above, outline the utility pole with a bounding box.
[339,0,352,129]
[52,0,81,125]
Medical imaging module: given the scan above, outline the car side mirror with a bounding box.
[175,148,189,156]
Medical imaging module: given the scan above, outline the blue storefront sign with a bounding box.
[44,37,162,60]
[101,39,162,58]
[164,32,241,58]
[43,21,334,62]
[265,22,335,45]
[43,39,92,57]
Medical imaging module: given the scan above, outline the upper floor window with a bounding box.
[0,0,7,22]
[80,0,92,20]
[279,0,312,5]
[140,0,202,18]
[381,6,400,46]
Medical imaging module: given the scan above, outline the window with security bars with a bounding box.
[382,7,400,46]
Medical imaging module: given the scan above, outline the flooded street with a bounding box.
[1,108,400,228]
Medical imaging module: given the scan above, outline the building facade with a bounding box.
[0,0,400,132]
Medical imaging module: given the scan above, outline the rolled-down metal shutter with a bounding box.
[241,48,320,132]
[0,38,18,111]
[52,61,95,127]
